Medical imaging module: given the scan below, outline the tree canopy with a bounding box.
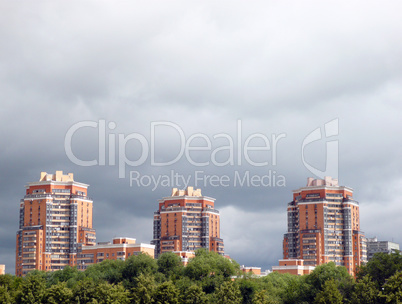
[3,249,402,303]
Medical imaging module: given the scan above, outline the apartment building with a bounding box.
[366,237,400,260]
[77,237,155,270]
[15,171,96,276]
[282,177,367,275]
[151,187,224,258]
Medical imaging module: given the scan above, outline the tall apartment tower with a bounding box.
[283,177,366,275]
[151,187,224,258]
[16,171,96,276]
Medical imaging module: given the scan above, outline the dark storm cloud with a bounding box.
[1,1,402,273]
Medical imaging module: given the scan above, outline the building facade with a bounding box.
[151,187,224,258]
[282,177,367,275]
[77,237,155,270]
[272,259,315,275]
[366,237,400,260]
[16,171,96,276]
[0,264,4,275]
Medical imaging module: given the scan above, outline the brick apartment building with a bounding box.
[280,177,367,275]
[151,187,224,258]
[15,171,155,276]
[16,171,96,276]
[77,237,155,270]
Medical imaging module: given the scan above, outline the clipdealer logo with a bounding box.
[64,119,339,190]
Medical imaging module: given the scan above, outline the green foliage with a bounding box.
[314,279,343,304]
[16,273,46,304]
[184,249,239,281]
[7,251,402,304]
[43,282,73,304]
[72,279,129,304]
[157,252,183,278]
[252,289,277,304]
[72,279,97,303]
[349,275,379,304]
[0,274,14,289]
[237,277,259,304]
[47,266,85,288]
[214,280,242,304]
[379,271,402,303]
[92,282,130,304]
[181,284,207,304]
[357,251,402,288]
[85,259,125,284]
[0,285,13,304]
[303,262,352,302]
[257,272,302,303]
[154,281,180,304]
[0,273,22,300]
[130,273,156,304]
[122,253,157,286]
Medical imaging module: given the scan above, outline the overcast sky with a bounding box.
[1,1,402,274]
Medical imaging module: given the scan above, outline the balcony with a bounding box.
[71,194,93,201]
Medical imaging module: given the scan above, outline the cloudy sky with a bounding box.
[1,1,402,274]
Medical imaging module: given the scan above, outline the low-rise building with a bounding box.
[77,237,155,270]
[0,264,5,275]
[173,251,195,265]
[240,265,261,276]
[272,259,315,275]
[366,237,400,261]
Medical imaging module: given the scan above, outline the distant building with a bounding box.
[240,265,261,276]
[172,251,195,266]
[77,237,155,270]
[366,237,400,261]
[16,171,96,276]
[0,264,5,275]
[151,187,224,258]
[272,259,315,275]
[281,177,367,275]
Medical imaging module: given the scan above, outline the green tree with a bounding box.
[16,274,46,304]
[303,262,352,302]
[314,279,343,304]
[130,273,156,304]
[73,279,129,304]
[184,249,238,281]
[44,282,73,304]
[157,252,183,278]
[0,286,12,304]
[350,275,379,304]
[257,272,302,303]
[122,253,157,286]
[72,279,97,303]
[0,274,14,289]
[93,282,130,304]
[47,266,86,288]
[380,271,402,303]
[85,259,125,284]
[252,289,270,304]
[154,281,180,304]
[238,277,258,304]
[0,274,21,300]
[214,281,242,304]
[357,252,402,288]
[181,284,207,304]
